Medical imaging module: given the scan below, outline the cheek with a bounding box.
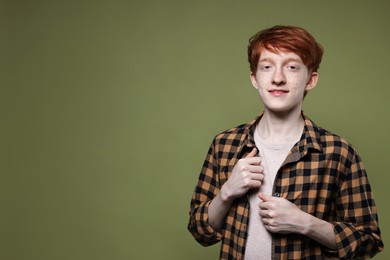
[256,75,269,88]
[289,76,307,91]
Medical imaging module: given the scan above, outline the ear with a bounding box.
[305,72,319,92]
[250,72,258,89]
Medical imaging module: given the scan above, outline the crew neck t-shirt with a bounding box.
[244,126,302,260]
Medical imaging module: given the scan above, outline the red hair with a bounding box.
[248,25,324,73]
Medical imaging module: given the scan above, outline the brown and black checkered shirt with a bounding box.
[188,113,383,259]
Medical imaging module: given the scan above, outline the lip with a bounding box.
[268,90,289,96]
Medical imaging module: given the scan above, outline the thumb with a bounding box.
[245,148,258,158]
[258,193,273,202]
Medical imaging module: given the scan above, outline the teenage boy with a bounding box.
[188,25,383,259]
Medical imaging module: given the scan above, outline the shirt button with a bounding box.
[274,192,280,197]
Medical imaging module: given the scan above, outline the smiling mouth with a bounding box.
[269,90,289,96]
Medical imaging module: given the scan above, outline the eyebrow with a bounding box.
[259,57,303,63]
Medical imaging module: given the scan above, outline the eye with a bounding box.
[287,65,300,70]
[260,65,272,71]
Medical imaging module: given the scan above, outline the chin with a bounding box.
[265,105,299,115]
[265,104,290,112]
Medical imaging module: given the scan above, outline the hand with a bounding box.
[258,193,308,234]
[220,148,264,201]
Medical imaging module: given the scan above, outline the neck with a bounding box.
[257,109,304,144]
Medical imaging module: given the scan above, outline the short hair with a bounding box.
[248,25,324,74]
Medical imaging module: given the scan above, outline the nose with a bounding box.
[272,68,286,86]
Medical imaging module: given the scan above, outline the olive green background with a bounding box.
[2,1,389,259]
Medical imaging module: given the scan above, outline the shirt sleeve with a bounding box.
[329,149,384,258]
[187,138,224,246]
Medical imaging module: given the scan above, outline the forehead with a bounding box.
[259,48,303,63]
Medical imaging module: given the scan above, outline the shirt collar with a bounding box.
[236,115,260,159]
[296,112,323,153]
[239,111,323,158]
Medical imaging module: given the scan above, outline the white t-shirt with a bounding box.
[244,127,301,260]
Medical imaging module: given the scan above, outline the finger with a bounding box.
[259,209,268,217]
[250,172,264,181]
[259,210,272,219]
[259,208,274,219]
[234,161,261,174]
[261,216,268,223]
[262,219,274,232]
[246,165,263,173]
[245,156,262,165]
[259,201,271,210]
[262,222,271,231]
[245,148,258,158]
[248,180,262,189]
[258,193,274,202]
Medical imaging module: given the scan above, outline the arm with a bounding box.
[258,193,337,250]
[209,148,263,231]
[330,151,383,258]
[187,140,222,246]
[188,143,263,245]
[258,150,384,258]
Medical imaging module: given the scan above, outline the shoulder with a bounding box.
[314,124,360,161]
[213,120,253,145]
[303,114,356,153]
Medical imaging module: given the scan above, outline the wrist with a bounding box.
[298,211,312,235]
[298,213,337,250]
[220,185,233,203]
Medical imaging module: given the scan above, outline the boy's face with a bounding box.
[250,49,318,114]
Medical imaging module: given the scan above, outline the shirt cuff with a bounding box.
[193,200,223,245]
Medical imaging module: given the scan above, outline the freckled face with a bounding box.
[250,49,318,114]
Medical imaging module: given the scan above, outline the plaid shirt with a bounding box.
[188,113,383,259]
